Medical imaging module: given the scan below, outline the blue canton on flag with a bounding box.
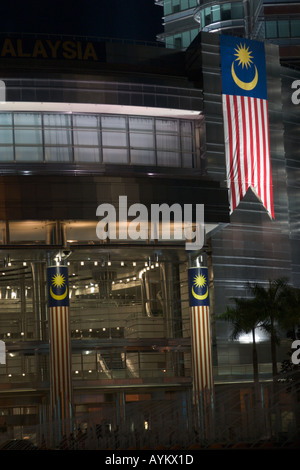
[220,35,268,99]
[47,266,69,308]
[188,267,210,307]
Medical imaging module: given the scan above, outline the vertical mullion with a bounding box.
[99,114,103,163]
[42,113,45,162]
[179,119,183,168]
[126,115,130,164]
[191,120,195,168]
[70,113,75,163]
[12,112,16,162]
[154,117,157,166]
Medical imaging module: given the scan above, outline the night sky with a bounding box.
[0,0,163,42]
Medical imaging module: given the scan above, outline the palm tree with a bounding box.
[219,297,263,391]
[278,287,300,341]
[249,278,291,378]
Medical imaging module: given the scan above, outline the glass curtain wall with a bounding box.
[0,113,196,168]
[265,19,300,40]
[0,248,191,386]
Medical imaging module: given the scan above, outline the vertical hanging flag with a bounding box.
[188,267,213,402]
[220,34,274,219]
[47,265,73,422]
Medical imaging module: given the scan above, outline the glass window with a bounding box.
[74,147,100,162]
[44,129,72,146]
[191,28,199,42]
[156,133,179,151]
[183,153,193,168]
[204,7,211,25]
[221,3,231,21]
[0,113,12,126]
[130,150,156,165]
[231,2,243,19]
[182,135,193,168]
[200,10,205,28]
[45,147,72,162]
[182,31,191,49]
[44,114,71,127]
[130,132,154,149]
[15,128,42,145]
[157,151,180,167]
[211,5,221,23]
[0,147,14,160]
[164,0,172,15]
[0,112,196,169]
[15,147,43,161]
[14,113,43,147]
[182,121,193,168]
[73,130,99,147]
[266,21,277,38]
[0,128,13,144]
[0,115,24,160]
[14,113,42,126]
[156,119,178,133]
[181,121,192,135]
[181,136,193,152]
[174,35,182,49]
[173,0,180,13]
[181,0,189,10]
[102,148,128,164]
[73,114,98,128]
[278,20,289,38]
[155,118,190,168]
[129,117,153,131]
[291,20,300,38]
[44,114,72,154]
[102,131,127,147]
[166,36,174,48]
[101,115,126,129]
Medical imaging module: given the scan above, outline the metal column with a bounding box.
[188,260,214,437]
[47,265,73,425]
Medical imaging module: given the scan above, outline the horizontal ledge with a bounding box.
[0,101,202,119]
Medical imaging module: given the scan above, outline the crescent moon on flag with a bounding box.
[50,286,68,301]
[231,62,258,91]
[192,285,208,301]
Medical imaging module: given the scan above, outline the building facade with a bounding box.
[0,27,298,447]
[157,0,300,68]
[0,34,229,443]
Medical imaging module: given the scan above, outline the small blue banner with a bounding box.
[47,265,69,308]
[188,267,210,307]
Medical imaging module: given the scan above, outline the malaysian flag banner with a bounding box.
[220,34,274,219]
[188,267,213,404]
[47,265,73,422]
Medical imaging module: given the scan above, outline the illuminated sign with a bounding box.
[0,37,106,62]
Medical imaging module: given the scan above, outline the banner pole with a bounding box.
[47,264,73,437]
[188,256,214,439]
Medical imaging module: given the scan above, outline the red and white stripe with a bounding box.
[191,305,213,401]
[49,306,72,421]
[222,94,274,219]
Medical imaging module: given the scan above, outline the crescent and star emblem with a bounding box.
[50,273,68,300]
[191,273,208,300]
[231,43,258,91]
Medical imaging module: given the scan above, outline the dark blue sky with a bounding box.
[0,0,163,42]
